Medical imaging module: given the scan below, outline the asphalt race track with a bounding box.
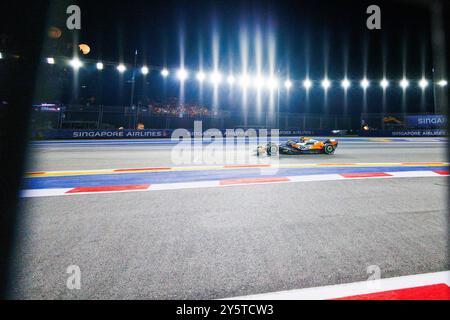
[9,137,449,299]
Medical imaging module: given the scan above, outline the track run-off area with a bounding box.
[10,137,450,299]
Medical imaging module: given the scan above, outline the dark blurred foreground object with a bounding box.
[0,1,48,299]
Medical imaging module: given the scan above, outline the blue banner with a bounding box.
[32,129,340,140]
[405,115,447,128]
[33,129,174,140]
[33,128,447,140]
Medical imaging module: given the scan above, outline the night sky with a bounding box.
[1,0,449,115]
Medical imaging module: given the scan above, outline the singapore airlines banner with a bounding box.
[32,129,173,140]
[32,128,447,140]
[32,128,336,140]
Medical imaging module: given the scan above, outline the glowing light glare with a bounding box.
[239,74,251,88]
[360,78,370,89]
[303,78,312,90]
[254,75,266,89]
[266,77,279,90]
[321,78,331,90]
[161,68,169,77]
[69,58,83,69]
[96,62,104,70]
[210,71,223,85]
[0,52,2,59]
[196,71,206,82]
[47,57,55,64]
[141,66,149,75]
[176,68,189,81]
[400,78,410,89]
[117,64,126,73]
[418,78,429,89]
[227,75,235,85]
[380,78,389,89]
[341,78,351,90]
[437,80,448,87]
[284,79,293,89]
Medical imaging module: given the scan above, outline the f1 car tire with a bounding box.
[323,144,335,154]
[268,144,278,156]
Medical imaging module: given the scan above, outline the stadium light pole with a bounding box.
[433,79,447,114]
[277,86,281,129]
[130,50,138,129]
[271,74,281,129]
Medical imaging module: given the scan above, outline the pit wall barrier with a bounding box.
[31,128,447,140]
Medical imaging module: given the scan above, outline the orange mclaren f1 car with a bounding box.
[257,137,338,156]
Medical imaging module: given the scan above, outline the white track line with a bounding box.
[21,188,73,198]
[223,271,450,300]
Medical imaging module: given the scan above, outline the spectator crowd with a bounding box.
[149,101,211,118]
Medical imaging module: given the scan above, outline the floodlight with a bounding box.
[418,78,428,89]
[284,79,293,89]
[360,78,370,89]
[176,68,189,81]
[117,64,126,73]
[227,75,235,85]
[321,78,331,90]
[341,78,350,90]
[161,68,169,77]
[400,78,409,89]
[141,66,149,75]
[69,58,83,69]
[210,71,222,85]
[266,77,279,90]
[437,80,447,87]
[196,71,206,82]
[303,78,312,90]
[239,74,251,88]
